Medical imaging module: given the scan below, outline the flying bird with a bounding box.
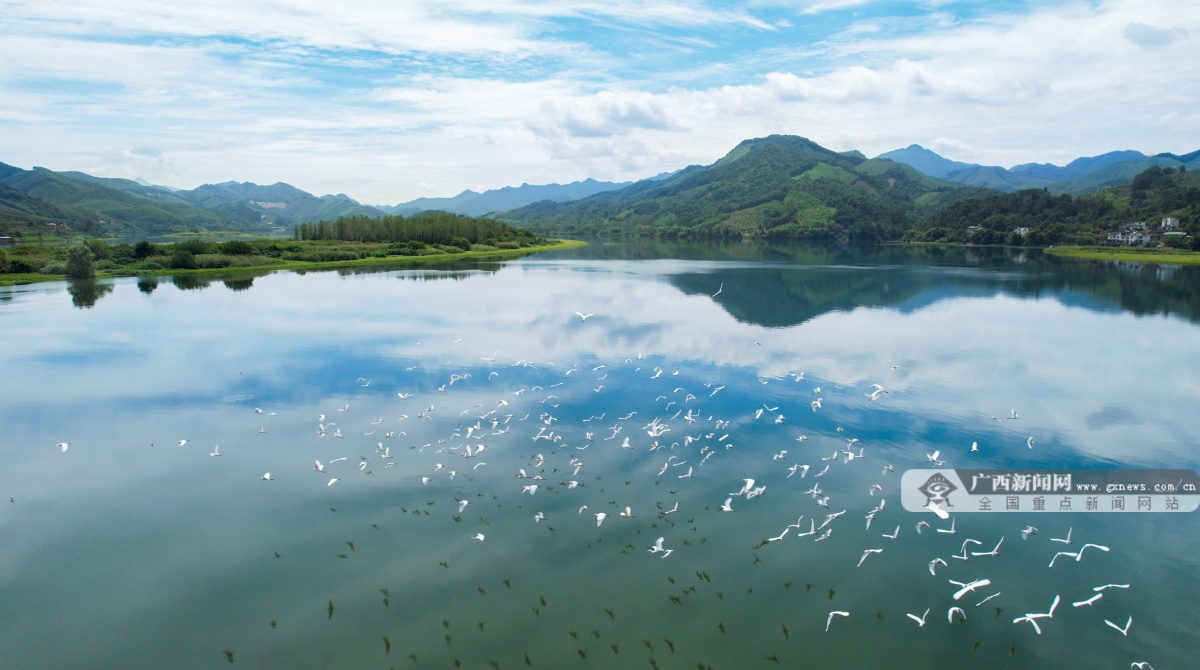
[1104,616,1132,636]
[906,608,930,627]
[825,611,849,632]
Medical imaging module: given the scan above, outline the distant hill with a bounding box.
[875,145,979,179]
[495,135,991,241]
[877,145,1200,195]
[1009,150,1145,182]
[170,181,386,227]
[379,178,637,217]
[937,165,1046,191]
[0,163,248,236]
[0,164,386,236]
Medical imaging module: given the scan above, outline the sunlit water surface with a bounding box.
[1,242,1197,669]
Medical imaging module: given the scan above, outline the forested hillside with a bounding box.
[906,166,1200,247]
[496,135,990,242]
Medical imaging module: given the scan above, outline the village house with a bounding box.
[1105,230,1151,246]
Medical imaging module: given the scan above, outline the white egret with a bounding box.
[857,549,883,567]
[825,611,849,632]
[1104,616,1132,636]
[906,608,930,627]
[1050,527,1073,544]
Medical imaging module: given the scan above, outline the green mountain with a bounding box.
[0,163,387,237]
[0,163,246,236]
[941,165,1050,191]
[1048,155,1198,195]
[170,181,386,227]
[495,135,990,242]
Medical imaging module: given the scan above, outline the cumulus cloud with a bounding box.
[1,0,1198,201]
[533,90,685,138]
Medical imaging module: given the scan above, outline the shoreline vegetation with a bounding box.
[1043,245,1200,265]
[0,210,585,286]
[0,237,580,288]
[6,237,1200,288]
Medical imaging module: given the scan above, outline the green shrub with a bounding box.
[219,241,253,255]
[65,246,96,279]
[470,244,497,252]
[133,241,155,259]
[170,250,198,269]
[135,261,164,270]
[9,258,36,273]
[497,241,521,249]
[96,260,120,271]
[39,263,67,275]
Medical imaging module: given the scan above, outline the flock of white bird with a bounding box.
[48,308,1153,668]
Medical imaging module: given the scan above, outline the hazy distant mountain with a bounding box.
[379,178,636,217]
[875,145,979,179]
[171,181,385,226]
[1009,150,1145,182]
[873,145,1200,195]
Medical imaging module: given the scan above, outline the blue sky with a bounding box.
[1,0,1197,204]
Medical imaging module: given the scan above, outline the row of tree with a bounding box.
[293,211,547,247]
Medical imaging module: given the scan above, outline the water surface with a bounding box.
[1,241,1197,669]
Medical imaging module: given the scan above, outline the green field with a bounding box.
[1045,245,1200,265]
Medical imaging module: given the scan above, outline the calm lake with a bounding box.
[1,241,1197,669]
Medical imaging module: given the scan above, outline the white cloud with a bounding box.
[1,0,1198,201]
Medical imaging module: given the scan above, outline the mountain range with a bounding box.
[0,162,646,237]
[2,138,1197,239]
[496,135,1199,244]
[876,144,1200,194]
[377,178,650,217]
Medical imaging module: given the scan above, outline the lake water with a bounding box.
[1,241,1197,669]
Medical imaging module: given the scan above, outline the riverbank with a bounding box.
[0,238,585,287]
[1044,245,1200,265]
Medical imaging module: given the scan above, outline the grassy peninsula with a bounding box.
[1045,245,1200,265]
[0,211,581,286]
